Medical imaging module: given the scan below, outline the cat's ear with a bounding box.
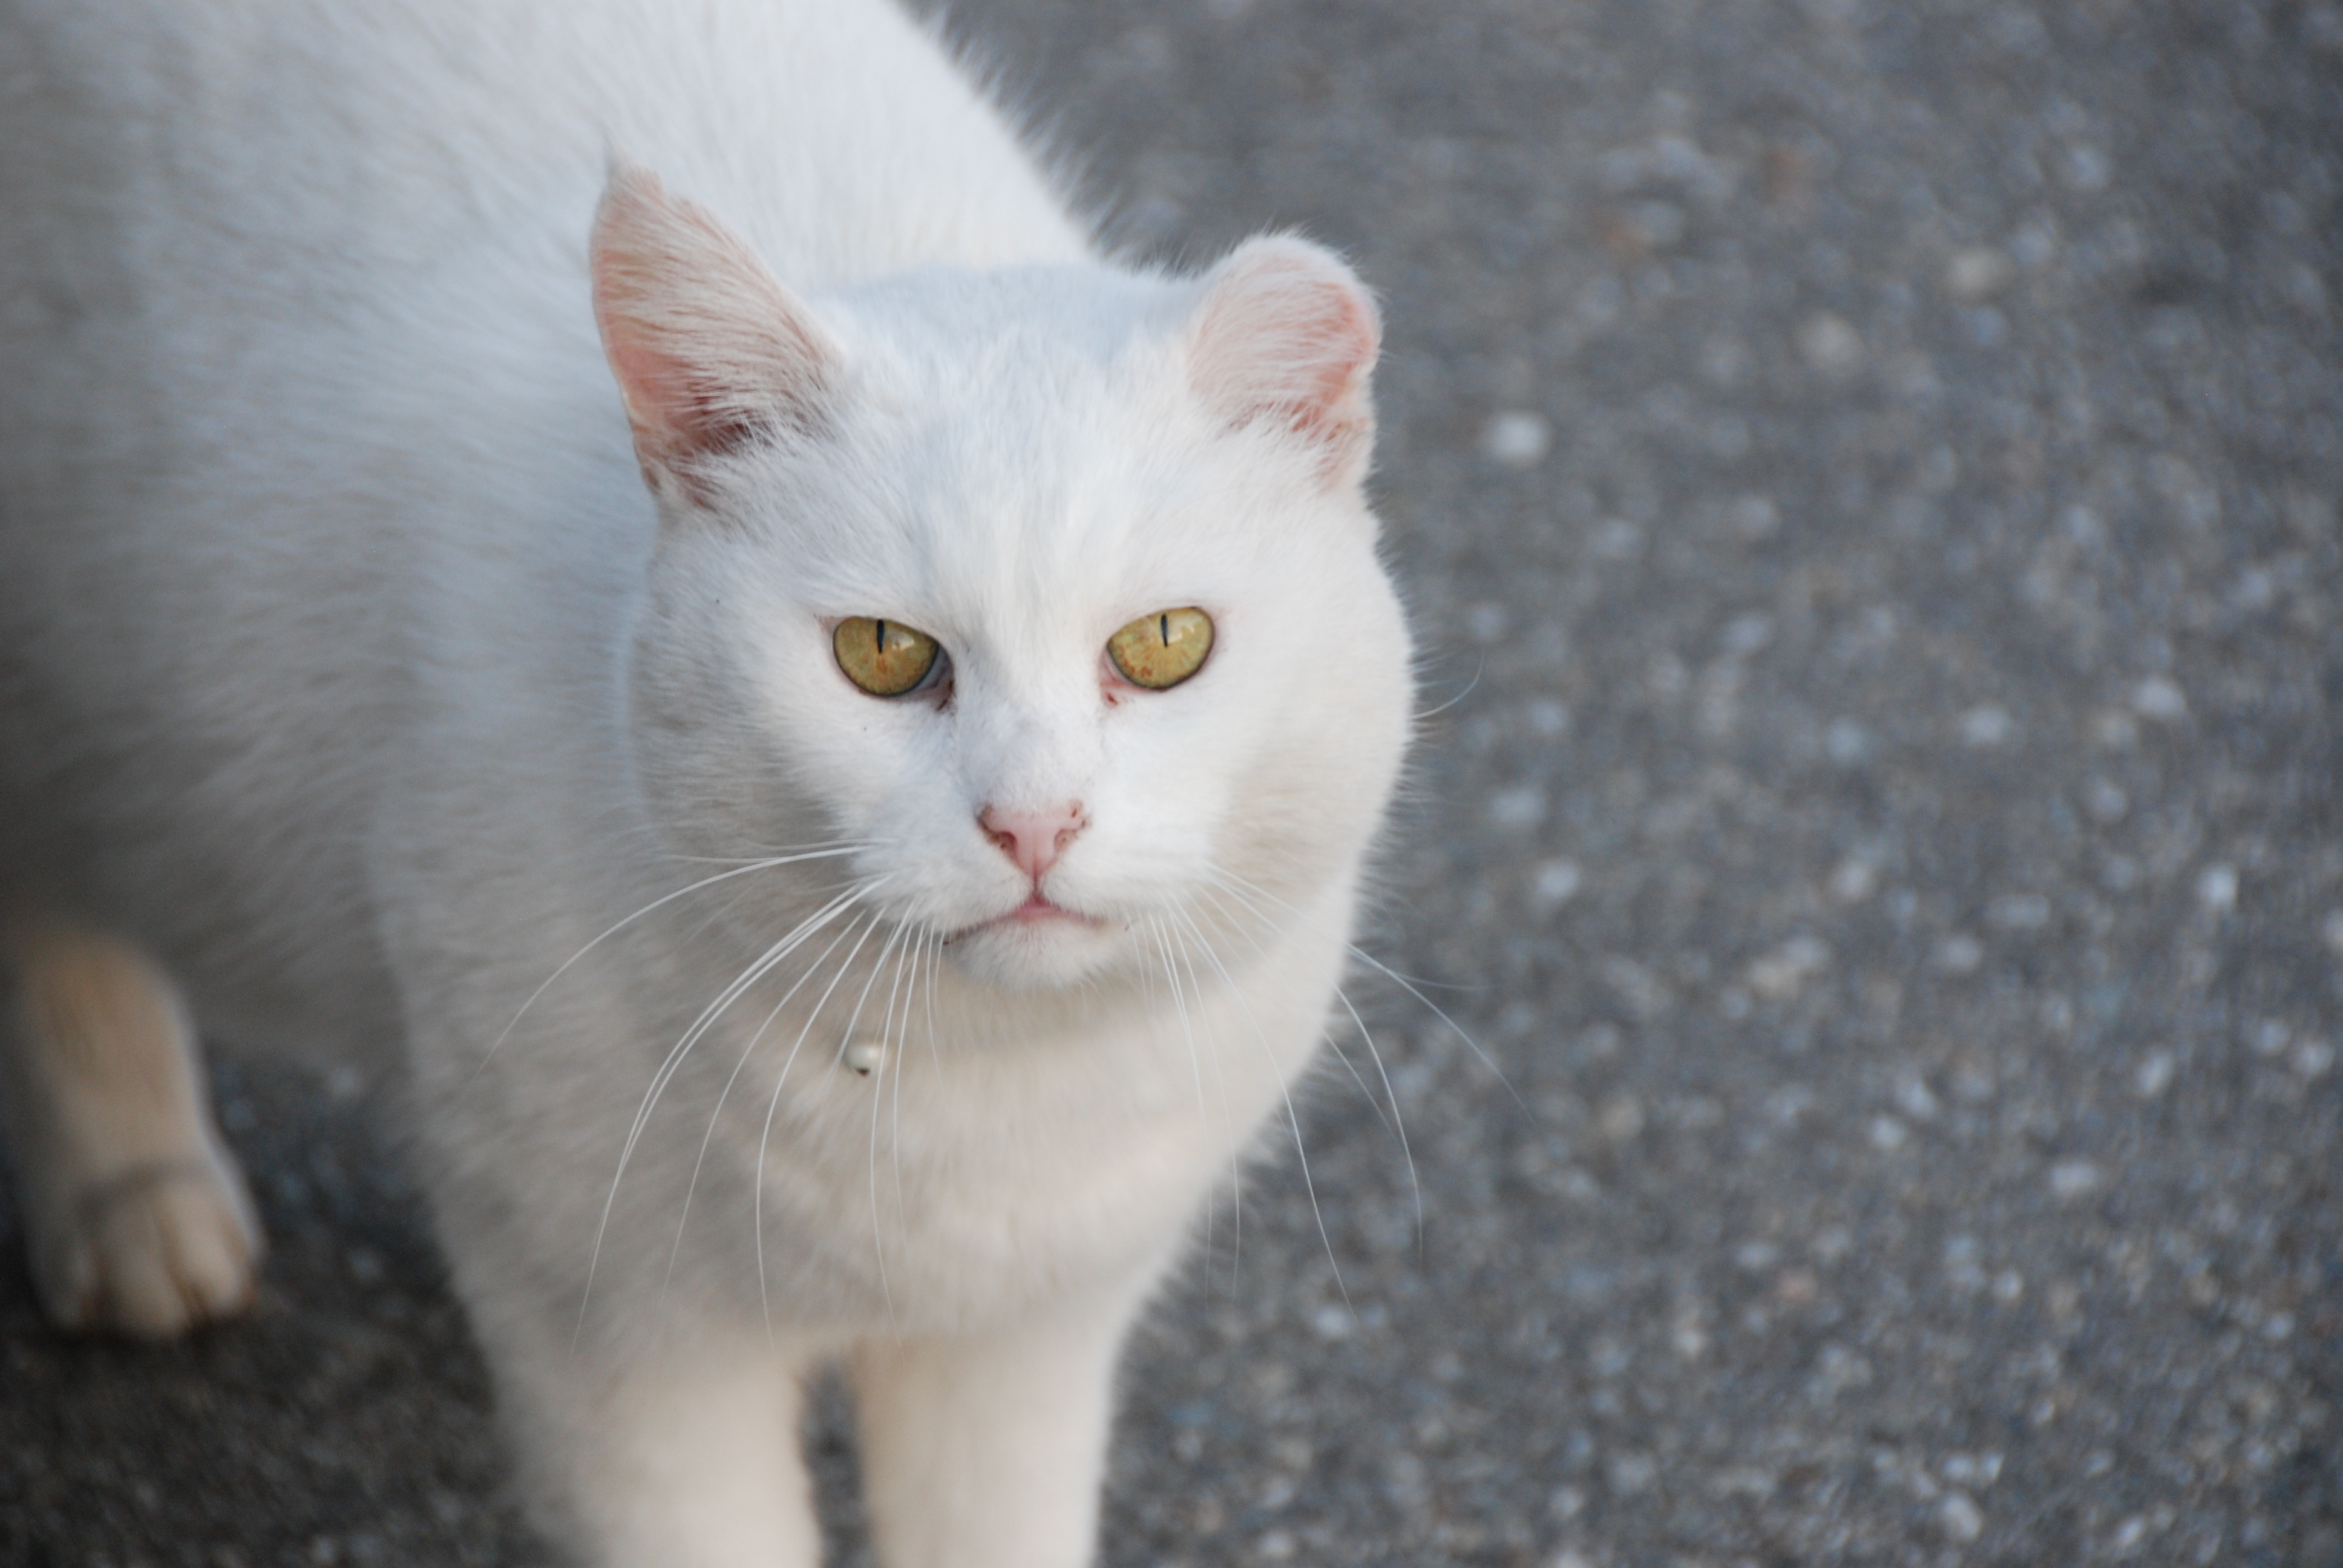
[591,161,840,500]
[1184,236,1381,491]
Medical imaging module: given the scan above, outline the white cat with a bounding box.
[0,1,1412,1564]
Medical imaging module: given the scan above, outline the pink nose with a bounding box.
[979,802,1087,882]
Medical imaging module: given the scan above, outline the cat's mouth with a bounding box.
[947,892,1104,943]
[995,892,1098,928]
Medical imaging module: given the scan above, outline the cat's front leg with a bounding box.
[848,1279,1157,1568]
[0,916,262,1338]
[482,1312,828,1568]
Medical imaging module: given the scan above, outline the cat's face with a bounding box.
[599,168,1410,995]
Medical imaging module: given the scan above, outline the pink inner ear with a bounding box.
[601,335,762,457]
[1186,237,1382,483]
[590,163,837,478]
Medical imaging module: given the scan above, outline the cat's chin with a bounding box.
[941,905,1124,993]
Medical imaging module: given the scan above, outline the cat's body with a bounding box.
[0,2,1411,1564]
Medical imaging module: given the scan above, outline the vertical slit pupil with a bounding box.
[1159,613,1170,646]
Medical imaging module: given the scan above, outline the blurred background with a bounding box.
[5,1,2339,1564]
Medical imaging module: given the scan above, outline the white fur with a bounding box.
[0,2,1413,1564]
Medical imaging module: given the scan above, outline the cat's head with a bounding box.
[594,164,1411,995]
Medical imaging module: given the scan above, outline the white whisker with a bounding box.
[920,921,943,1071]
[1161,914,1244,1289]
[828,918,916,1331]
[580,879,882,1341]
[1193,883,1423,1256]
[661,887,871,1295]
[888,927,932,1237]
[863,920,917,1235]
[1146,916,1210,1123]
[1326,981,1424,1259]
[479,844,873,1085]
[1168,904,1352,1320]
[1208,869,1527,1114]
[1145,915,1215,1260]
[755,909,890,1344]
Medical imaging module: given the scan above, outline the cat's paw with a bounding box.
[31,1155,264,1339]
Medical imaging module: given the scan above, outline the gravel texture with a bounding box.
[5,2,2341,1565]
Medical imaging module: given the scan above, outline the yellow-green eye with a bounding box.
[834,616,940,696]
[1107,607,1214,690]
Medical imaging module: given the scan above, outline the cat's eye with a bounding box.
[1106,607,1214,690]
[834,616,941,696]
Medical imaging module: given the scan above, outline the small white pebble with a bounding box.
[1989,893,2051,930]
[1798,312,1866,376]
[1482,410,1553,469]
[1731,494,1781,538]
[2232,565,2278,611]
[2050,1159,2103,1200]
[1720,612,1774,658]
[2011,223,2057,267]
[2132,676,2188,721]
[2196,864,2238,912]
[1309,1304,1354,1341]
[2135,1051,2176,1098]
[1944,1451,2004,1487]
[1945,247,2016,302]
[2292,1038,2335,1079]
[1531,859,1583,912]
[2062,144,2113,192]
[1487,785,1549,830]
[1746,935,1831,999]
[1959,705,2014,746]
[1939,1491,1985,1543]
[1607,1453,1659,1495]
[1464,602,1511,643]
[1935,935,1984,975]
[1895,1074,1940,1121]
[1587,1338,1632,1379]
[1591,517,1644,560]
[1830,857,1878,903]
[1869,1115,1909,1151]
[1825,717,1872,766]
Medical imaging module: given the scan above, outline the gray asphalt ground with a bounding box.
[4,1,2341,1564]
